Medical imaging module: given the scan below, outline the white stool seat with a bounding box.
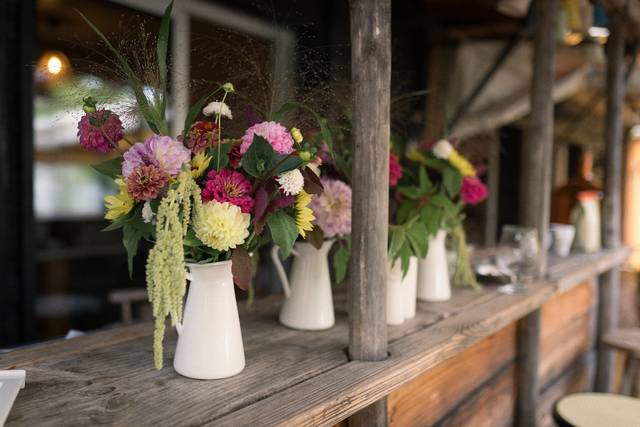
[554,392,640,427]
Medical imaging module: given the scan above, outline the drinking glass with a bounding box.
[495,225,540,294]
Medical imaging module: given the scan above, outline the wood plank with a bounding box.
[388,324,516,427]
[437,363,516,427]
[536,351,595,427]
[597,8,626,392]
[214,285,554,426]
[2,249,629,427]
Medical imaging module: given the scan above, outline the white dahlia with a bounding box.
[276,169,305,196]
[432,139,454,160]
[195,201,249,252]
[203,101,233,119]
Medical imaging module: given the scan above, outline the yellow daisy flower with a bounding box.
[295,190,315,238]
[104,178,134,220]
[448,151,476,177]
[191,152,212,178]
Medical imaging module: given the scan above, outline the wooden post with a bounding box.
[517,0,558,425]
[0,0,35,346]
[348,0,391,425]
[596,10,625,392]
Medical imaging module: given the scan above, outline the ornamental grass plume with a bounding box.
[310,178,352,238]
[194,201,250,251]
[240,121,294,155]
[202,169,254,213]
[295,190,315,238]
[77,109,125,153]
[146,171,201,369]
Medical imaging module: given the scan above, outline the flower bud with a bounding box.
[222,82,235,93]
[299,151,312,161]
[291,127,303,144]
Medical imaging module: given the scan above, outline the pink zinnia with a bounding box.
[122,135,191,178]
[202,169,254,213]
[389,153,402,187]
[77,109,124,153]
[126,165,169,201]
[309,178,352,238]
[460,176,488,205]
[240,121,294,155]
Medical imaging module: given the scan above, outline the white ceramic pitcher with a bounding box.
[417,229,451,302]
[387,256,418,325]
[173,260,245,380]
[271,240,335,330]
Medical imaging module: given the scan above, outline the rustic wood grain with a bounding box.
[348,0,391,423]
[437,364,516,427]
[388,324,516,426]
[596,9,626,393]
[348,0,391,362]
[2,251,628,427]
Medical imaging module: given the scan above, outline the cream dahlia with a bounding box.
[195,201,250,252]
[276,169,304,196]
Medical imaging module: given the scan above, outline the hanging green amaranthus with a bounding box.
[451,224,481,291]
[146,171,202,369]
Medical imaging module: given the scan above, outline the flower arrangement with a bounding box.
[76,3,324,369]
[395,138,489,287]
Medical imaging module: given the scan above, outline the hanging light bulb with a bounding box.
[36,50,71,83]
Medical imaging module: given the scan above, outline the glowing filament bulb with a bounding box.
[47,56,62,75]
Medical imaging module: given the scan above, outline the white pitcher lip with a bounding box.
[185,259,233,268]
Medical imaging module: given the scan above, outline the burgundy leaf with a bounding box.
[302,167,324,195]
[306,226,325,249]
[271,194,295,209]
[253,185,269,222]
[231,247,252,291]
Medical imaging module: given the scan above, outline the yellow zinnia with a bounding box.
[191,152,211,178]
[448,151,476,177]
[104,178,134,220]
[295,190,315,238]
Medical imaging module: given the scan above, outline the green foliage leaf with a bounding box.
[419,167,432,192]
[302,167,324,195]
[420,204,443,235]
[396,185,424,200]
[157,1,173,115]
[389,226,406,260]
[267,211,298,258]
[399,243,412,277]
[443,167,462,197]
[242,135,275,177]
[272,155,304,175]
[306,226,324,249]
[333,242,350,284]
[92,156,123,179]
[209,143,232,171]
[406,221,429,258]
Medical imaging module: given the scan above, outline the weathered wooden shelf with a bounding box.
[0,247,629,426]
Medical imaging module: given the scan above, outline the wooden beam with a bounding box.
[0,0,35,346]
[596,10,626,393]
[348,0,391,425]
[517,0,558,426]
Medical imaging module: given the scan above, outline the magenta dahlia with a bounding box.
[77,109,125,153]
[460,176,488,205]
[389,152,403,187]
[126,164,169,201]
[202,169,254,213]
[240,121,294,155]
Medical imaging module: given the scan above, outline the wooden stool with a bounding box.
[602,328,640,396]
[553,392,640,427]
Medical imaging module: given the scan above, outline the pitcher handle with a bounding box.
[270,245,299,298]
[176,270,195,336]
